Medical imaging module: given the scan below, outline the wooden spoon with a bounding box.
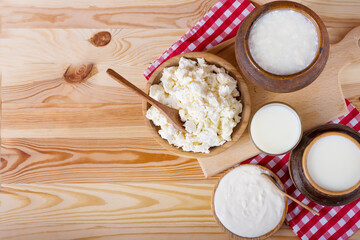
[262,173,320,216]
[106,68,187,132]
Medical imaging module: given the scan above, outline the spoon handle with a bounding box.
[262,173,320,216]
[106,68,162,108]
[283,192,320,216]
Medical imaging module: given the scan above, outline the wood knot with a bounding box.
[89,31,111,47]
[64,63,97,83]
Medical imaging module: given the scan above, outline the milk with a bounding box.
[249,9,319,75]
[306,133,360,192]
[250,103,302,155]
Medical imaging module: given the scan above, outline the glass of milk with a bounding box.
[250,102,302,155]
[303,132,360,195]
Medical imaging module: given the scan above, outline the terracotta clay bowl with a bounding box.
[142,52,251,158]
[212,164,288,240]
[235,1,329,93]
[289,124,360,206]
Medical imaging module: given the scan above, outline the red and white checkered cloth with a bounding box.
[144,0,255,79]
[144,1,360,239]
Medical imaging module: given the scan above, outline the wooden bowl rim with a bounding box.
[235,0,330,93]
[211,164,288,240]
[288,124,360,206]
[302,131,360,196]
[249,101,303,156]
[142,52,251,158]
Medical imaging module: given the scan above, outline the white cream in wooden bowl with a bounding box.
[250,103,302,155]
[214,165,285,238]
[304,133,360,193]
[249,9,319,75]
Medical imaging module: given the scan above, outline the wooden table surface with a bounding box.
[1,0,360,239]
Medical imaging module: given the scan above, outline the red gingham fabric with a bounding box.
[144,0,255,79]
[144,1,360,239]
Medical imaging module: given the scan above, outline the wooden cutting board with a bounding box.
[197,25,360,178]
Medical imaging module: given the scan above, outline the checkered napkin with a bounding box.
[143,1,360,239]
[144,0,255,79]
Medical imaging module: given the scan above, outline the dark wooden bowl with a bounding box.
[212,164,288,240]
[142,52,251,158]
[235,1,329,93]
[289,124,360,206]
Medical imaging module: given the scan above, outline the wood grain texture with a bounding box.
[1,0,360,239]
[1,183,359,240]
[1,0,359,30]
[0,28,187,103]
[0,138,213,184]
[106,68,187,133]
[1,103,148,138]
[0,183,224,240]
[0,28,358,104]
[0,0,218,29]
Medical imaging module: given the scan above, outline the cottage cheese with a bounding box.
[146,57,242,153]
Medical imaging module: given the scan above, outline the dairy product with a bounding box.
[249,9,319,75]
[250,103,301,155]
[306,133,360,192]
[146,57,242,153]
[214,165,285,238]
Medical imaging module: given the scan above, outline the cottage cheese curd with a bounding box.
[146,57,242,153]
[214,165,285,238]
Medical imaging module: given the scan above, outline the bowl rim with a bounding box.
[249,101,303,156]
[288,123,360,206]
[211,164,288,240]
[302,131,360,195]
[245,2,322,77]
[142,52,251,158]
[235,0,330,93]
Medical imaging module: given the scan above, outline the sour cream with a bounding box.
[214,165,285,238]
[249,9,319,75]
